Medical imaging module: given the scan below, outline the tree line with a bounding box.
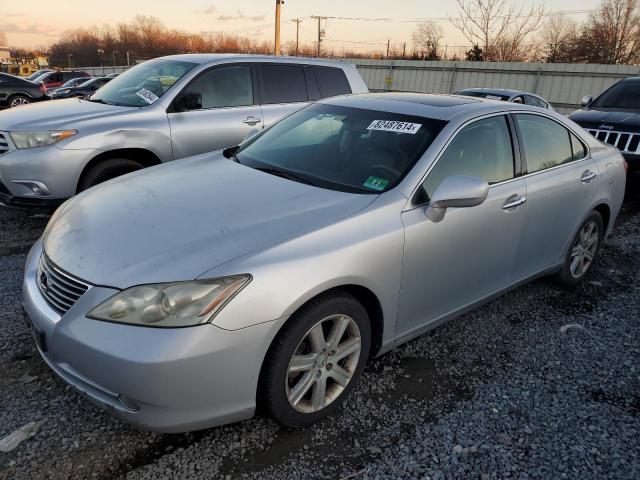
[6,0,640,66]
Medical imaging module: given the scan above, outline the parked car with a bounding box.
[32,70,90,92]
[26,69,54,81]
[47,76,94,96]
[456,88,554,110]
[0,54,367,210]
[569,76,640,188]
[0,72,47,108]
[105,72,120,78]
[48,77,112,100]
[22,93,626,432]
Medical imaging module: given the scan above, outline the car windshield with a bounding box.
[236,103,447,194]
[89,59,197,107]
[591,80,640,109]
[60,78,84,88]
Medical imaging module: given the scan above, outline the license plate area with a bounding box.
[22,308,48,352]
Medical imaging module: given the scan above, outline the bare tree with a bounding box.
[450,0,545,61]
[585,0,640,64]
[411,22,443,60]
[538,14,579,62]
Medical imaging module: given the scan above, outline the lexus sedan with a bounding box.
[456,88,554,110]
[48,77,112,100]
[23,93,626,432]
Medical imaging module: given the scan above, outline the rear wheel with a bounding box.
[8,95,31,108]
[556,211,603,286]
[78,158,145,192]
[260,292,371,428]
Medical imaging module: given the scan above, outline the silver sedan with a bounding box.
[23,93,626,432]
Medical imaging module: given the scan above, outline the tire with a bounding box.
[78,158,145,192]
[8,95,31,108]
[260,292,371,428]
[556,210,604,287]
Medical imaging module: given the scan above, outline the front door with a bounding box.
[168,64,263,159]
[397,114,527,338]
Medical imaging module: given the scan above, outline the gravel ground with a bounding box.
[0,198,638,480]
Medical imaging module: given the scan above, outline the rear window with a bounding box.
[259,65,307,104]
[314,66,351,98]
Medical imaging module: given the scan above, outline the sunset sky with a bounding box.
[1,0,602,52]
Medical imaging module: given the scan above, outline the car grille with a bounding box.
[586,128,640,155]
[37,254,91,315]
[0,132,11,156]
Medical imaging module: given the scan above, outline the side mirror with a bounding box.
[581,95,593,107]
[174,92,202,112]
[425,175,489,223]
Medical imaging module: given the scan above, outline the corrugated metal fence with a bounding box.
[80,60,640,115]
[346,59,640,114]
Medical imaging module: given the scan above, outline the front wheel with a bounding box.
[556,211,603,286]
[260,292,371,428]
[78,158,145,192]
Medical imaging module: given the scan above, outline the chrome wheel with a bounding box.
[569,220,599,278]
[286,314,361,413]
[9,96,30,108]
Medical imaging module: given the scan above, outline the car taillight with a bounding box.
[623,159,629,172]
[39,83,46,93]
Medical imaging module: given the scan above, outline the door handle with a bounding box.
[502,194,527,210]
[243,116,262,126]
[580,170,597,183]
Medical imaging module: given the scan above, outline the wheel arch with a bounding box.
[76,148,162,193]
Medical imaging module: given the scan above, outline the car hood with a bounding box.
[43,154,377,288]
[569,108,640,131]
[0,98,134,131]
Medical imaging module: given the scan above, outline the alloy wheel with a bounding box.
[569,220,600,278]
[10,97,30,108]
[285,314,361,414]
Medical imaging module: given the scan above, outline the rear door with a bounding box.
[512,113,599,280]
[167,63,263,159]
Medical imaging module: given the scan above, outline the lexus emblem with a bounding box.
[39,271,49,291]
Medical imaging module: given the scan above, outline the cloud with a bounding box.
[0,21,61,37]
[198,5,265,22]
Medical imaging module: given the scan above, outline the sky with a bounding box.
[1,0,603,52]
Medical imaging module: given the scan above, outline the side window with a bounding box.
[524,95,547,108]
[512,95,524,104]
[259,64,307,104]
[570,133,587,160]
[419,115,515,202]
[515,114,574,173]
[187,65,253,109]
[314,66,352,98]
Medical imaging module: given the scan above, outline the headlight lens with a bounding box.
[10,130,77,149]
[87,275,251,328]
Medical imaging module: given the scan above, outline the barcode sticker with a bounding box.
[136,88,160,105]
[367,120,422,135]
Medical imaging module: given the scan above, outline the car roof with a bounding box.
[323,92,520,121]
[155,53,351,68]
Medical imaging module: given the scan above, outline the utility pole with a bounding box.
[402,42,406,59]
[126,51,130,67]
[292,18,302,56]
[386,39,390,59]
[311,16,327,58]
[274,0,284,55]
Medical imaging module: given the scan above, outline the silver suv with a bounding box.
[0,54,368,210]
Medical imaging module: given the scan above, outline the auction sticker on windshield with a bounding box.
[136,88,160,105]
[363,176,389,191]
[367,120,421,134]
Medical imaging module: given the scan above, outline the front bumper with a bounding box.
[0,179,65,211]
[22,240,285,432]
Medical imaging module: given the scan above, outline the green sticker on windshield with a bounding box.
[363,176,389,191]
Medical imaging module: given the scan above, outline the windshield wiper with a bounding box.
[223,146,241,163]
[254,166,316,187]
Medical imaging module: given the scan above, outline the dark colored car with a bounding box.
[0,72,47,108]
[33,70,90,92]
[26,69,54,81]
[49,77,111,99]
[47,77,94,96]
[569,77,640,187]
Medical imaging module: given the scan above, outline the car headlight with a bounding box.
[87,275,251,328]
[10,130,77,149]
